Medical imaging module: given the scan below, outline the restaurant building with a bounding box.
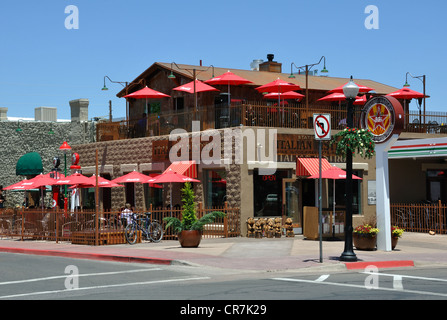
[73,56,447,236]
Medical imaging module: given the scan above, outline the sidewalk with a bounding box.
[1,232,446,272]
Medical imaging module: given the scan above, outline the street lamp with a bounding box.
[102,76,129,121]
[340,76,359,262]
[59,141,72,202]
[15,119,23,133]
[404,72,426,125]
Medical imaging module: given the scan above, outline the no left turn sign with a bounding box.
[313,114,331,140]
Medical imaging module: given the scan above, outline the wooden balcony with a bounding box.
[96,102,447,142]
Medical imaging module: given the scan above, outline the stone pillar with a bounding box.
[69,99,89,122]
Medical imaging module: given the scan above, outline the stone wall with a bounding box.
[0,120,96,207]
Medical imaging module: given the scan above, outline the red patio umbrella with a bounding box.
[318,92,365,105]
[53,173,92,186]
[205,71,252,104]
[112,170,152,184]
[255,78,301,94]
[147,169,200,215]
[3,179,37,191]
[387,87,429,121]
[386,87,427,100]
[308,166,362,237]
[263,91,304,101]
[328,82,374,94]
[256,79,302,124]
[173,80,219,93]
[4,173,63,190]
[74,175,124,188]
[123,86,171,99]
[205,71,252,125]
[205,71,253,87]
[112,171,162,206]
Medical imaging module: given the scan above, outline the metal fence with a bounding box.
[0,203,241,244]
[391,201,446,234]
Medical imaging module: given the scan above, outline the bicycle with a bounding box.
[125,212,163,244]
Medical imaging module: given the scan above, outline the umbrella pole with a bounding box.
[333,179,336,238]
[170,182,173,217]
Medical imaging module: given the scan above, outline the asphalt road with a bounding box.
[1,252,447,303]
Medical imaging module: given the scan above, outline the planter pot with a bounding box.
[392,237,399,250]
[353,233,377,251]
[178,230,202,248]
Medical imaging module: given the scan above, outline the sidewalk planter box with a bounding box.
[72,230,141,246]
[353,233,377,251]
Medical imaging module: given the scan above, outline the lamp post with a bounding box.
[340,76,359,262]
[102,76,129,121]
[404,72,426,125]
[59,141,72,209]
[289,56,328,128]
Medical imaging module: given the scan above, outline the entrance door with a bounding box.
[282,178,302,233]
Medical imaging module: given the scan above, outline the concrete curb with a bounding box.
[0,247,175,266]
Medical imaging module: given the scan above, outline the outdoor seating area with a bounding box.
[96,101,447,142]
[0,204,241,244]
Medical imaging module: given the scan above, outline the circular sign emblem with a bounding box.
[360,96,404,143]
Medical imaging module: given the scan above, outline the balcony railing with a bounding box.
[96,102,447,142]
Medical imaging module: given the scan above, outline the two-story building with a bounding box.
[72,56,447,236]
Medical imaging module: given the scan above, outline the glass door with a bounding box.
[282,178,302,234]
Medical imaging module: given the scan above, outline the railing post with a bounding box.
[438,200,444,234]
[224,201,228,237]
[21,210,24,241]
[198,202,203,218]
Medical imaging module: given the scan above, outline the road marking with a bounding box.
[272,277,447,298]
[393,276,403,290]
[0,276,210,299]
[0,268,162,286]
[360,271,447,283]
[315,274,330,282]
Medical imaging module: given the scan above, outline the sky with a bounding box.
[0,1,446,121]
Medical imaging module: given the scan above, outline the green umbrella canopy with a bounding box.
[16,152,43,176]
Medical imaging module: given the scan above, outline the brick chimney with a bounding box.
[259,54,282,73]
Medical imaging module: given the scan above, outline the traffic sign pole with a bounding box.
[313,114,331,263]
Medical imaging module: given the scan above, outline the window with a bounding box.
[204,169,227,208]
[144,172,163,209]
[253,169,290,217]
[426,170,447,203]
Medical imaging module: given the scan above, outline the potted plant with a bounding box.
[352,224,379,250]
[331,127,375,159]
[163,182,225,247]
[391,226,404,250]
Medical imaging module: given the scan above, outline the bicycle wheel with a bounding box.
[149,221,163,242]
[125,223,138,245]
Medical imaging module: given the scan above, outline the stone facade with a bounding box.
[0,105,96,208]
[72,129,242,211]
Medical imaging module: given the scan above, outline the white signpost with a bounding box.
[313,114,331,262]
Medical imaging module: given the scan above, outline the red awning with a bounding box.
[296,158,332,177]
[163,160,197,178]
